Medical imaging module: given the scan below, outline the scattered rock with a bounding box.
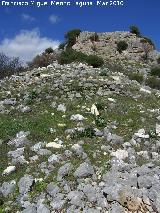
[18,175,34,194]
[57,104,66,113]
[46,183,60,197]
[74,162,94,178]
[0,180,16,197]
[3,166,16,175]
[46,142,63,149]
[111,149,128,160]
[70,114,85,121]
[68,191,85,207]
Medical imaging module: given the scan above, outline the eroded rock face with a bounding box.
[73,31,159,65]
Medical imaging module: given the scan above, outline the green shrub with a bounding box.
[58,49,104,68]
[128,72,144,84]
[58,42,66,50]
[150,67,160,77]
[129,25,141,37]
[72,126,95,139]
[95,116,106,127]
[146,76,160,90]
[65,29,81,47]
[86,55,104,68]
[58,49,86,65]
[45,47,54,54]
[90,32,99,42]
[26,90,38,105]
[148,129,158,139]
[96,102,105,111]
[117,41,128,53]
[99,69,108,76]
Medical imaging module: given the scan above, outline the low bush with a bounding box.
[146,76,160,90]
[96,102,105,111]
[72,126,95,139]
[58,42,66,50]
[128,72,144,84]
[65,29,81,48]
[99,69,108,76]
[58,49,86,65]
[129,25,141,37]
[117,41,128,53]
[150,67,160,78]
[86,55,104,68]
[45,47,54,54]
[95,116,106,127]
[58,49,104,68]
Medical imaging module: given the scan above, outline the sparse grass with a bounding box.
[150,67,160,78]
[1,64,160,212]
[128,72,144,84]
[146,76,160,90]
[72,126,95,139]
[95,116,107,127]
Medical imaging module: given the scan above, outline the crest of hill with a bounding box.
[72,31,160,66]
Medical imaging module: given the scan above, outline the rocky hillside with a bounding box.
[1,62,160,213]
[72,31,160,66]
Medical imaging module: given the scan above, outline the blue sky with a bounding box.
[0,0,159,62]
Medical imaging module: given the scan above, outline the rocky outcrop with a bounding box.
[72,31,160,65]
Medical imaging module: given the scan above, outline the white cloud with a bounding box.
[22,13,35,22]
[0,29,60,63]
[49,14,60,24]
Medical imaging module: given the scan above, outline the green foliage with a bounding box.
[58,42,66,50]
[58,49,86,65]
[90,32,99,42]
[146,76,160,90]
[72,126,95,139]
[99,69,108,76]
[45,47,54,54]
[86,55,104,68]
[58,49,104,68]
[34,181,47,192]
[150,67,160,77]
[129,25,141,37]
[128,72,144,84]
[148,129,158,139]
[117,40,128,53]
[29,181,47,198]
[95,116,106,127]
[95,102,105,111]
[26,90,38,105]
[65,29,81,47]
